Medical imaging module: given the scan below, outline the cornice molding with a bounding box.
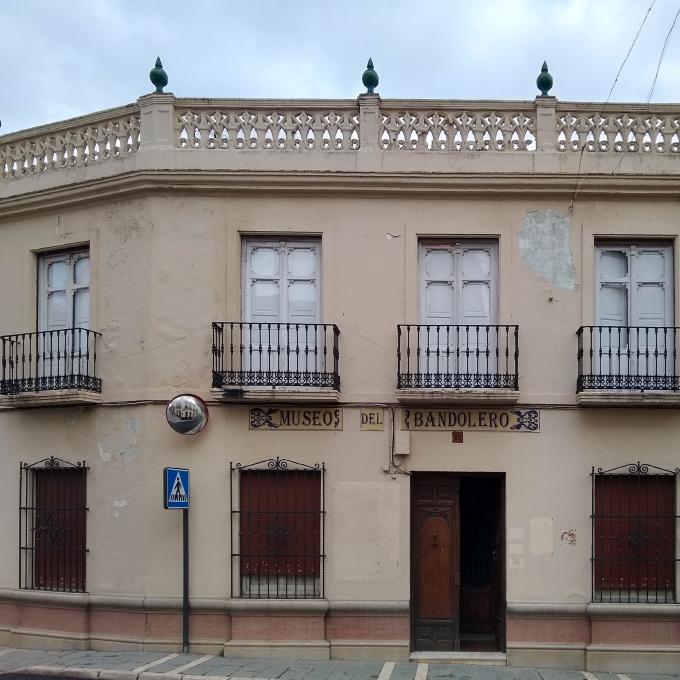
[1,169,680,222]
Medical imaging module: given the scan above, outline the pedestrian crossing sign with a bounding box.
[164,467,190,509]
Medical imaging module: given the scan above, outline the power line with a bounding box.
[607,1,657,106]
[569,0,657,212]
[609,4,680,177]
[647,6,680,103]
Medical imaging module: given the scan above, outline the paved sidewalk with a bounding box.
[0,648,678,680]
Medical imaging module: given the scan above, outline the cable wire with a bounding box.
[646,6,680,103]
[569,0,658,212]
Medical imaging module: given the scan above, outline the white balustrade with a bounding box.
[379,109,537,151]
[4,98,680,185]
[0,109,140,180]
[556,109,680,153]
[176,108,360,150]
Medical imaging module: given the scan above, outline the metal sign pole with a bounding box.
[164,467,191,654]
[182,506,189,653]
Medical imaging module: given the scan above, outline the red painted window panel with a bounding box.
[594,475,675,601]
[33,467,87,592]
[239,469,321,578]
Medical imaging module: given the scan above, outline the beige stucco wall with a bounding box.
[0,402,679,604]
[1,100,680,666]
[3,194,680,402]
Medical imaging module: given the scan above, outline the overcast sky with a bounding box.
[2,0,680,134]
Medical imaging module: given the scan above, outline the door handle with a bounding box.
[431,534,439,548]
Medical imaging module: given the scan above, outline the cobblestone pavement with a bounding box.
[0,649,678,680]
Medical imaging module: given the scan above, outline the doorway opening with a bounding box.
[411,473,505,653]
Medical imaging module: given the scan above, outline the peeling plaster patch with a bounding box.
[120,443,140,464]
[561,529,576,545]
[519,210,576,290]
[97,441,111,463]
[119,418,142,464]
[112,498,128,508]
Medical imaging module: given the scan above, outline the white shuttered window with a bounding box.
[37,249,91,378]
[419,241,498,376]
[420,242,497,326]
[38,250,90,333]
[243,240,320,374]
[595,243,674,378]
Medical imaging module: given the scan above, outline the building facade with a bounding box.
[0,66,679,673]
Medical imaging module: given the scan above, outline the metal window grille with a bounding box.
[230,457,325,598]
[397,324,519,389]
[592,462,679,603]
[19,456,88,592]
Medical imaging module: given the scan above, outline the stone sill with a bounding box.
[576,389,680,406]
[410,651,506,665]
[210,387,341,403]
[397,388,520,405]
[0,389,103,410]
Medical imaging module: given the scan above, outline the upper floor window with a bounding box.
[404,240,516,388]
[38,249,90,333]
[585,242,676,389]
[243,239,320,326]
[420,240,498,326]
[596,243,673,331]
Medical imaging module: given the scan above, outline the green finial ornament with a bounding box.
[536,61,553,97]
[150,57,168,93]
[362,58,379,94]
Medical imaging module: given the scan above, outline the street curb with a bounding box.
[9,667,103,679]
[14,666,244,680]
[99,671,139,680]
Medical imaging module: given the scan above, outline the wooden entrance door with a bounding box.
[411,475,461,651]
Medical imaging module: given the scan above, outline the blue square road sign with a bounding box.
[164,467,190,509]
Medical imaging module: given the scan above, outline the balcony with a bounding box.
[396,324,520,404]
[577,325,680,406]
[212,322,340,402]
[0,328,102,408]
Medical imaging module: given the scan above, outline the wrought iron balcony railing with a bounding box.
[397,324,519,390]
[212,322,340,390]
[577,325,680,391]
[0,328,102,396]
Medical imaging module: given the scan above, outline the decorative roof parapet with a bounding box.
[2,96,680,184]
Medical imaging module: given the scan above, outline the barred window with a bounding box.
[20,457,87,592]
[230,458,324,598]
[592,463,678,603]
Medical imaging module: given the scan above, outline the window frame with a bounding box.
[241,238,321,325]
[37,248,91,333]
[19,456,88,593]
[229,457,325,599]
[594,240,674,329]
[591,462,679,604]
[418,239,499,326]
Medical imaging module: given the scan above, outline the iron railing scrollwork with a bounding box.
[212,322,340,390]
[229,457,325,599]
[19,456,88,592]
[1,328,101,395]
[591,462,679,604]
[397,324,519,389]
[577,326,679,391]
